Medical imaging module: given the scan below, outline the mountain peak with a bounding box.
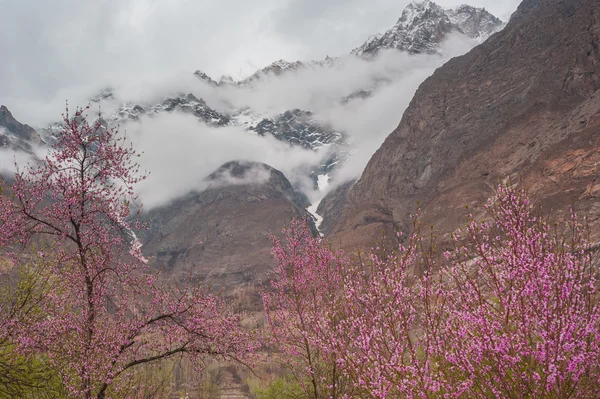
[402,0,445,18]
[0,105,43,151]
[218,75,236,85]
[238,59,306,86]
[194,70,219,86]
[90,89,114,103]
[351,1,502,56]
[409,0,434,5]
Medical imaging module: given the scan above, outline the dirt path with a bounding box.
[217,365,250,399]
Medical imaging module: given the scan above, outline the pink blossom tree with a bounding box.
[0,106,258,399]
[332,227,448,399]
[440,186,600,398]
[262,219,352,399]
[264,186,600,399]
[263,219,447,399]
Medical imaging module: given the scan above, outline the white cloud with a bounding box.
[102,32,474,209]
[2,30,489,209]
[0,149,36,178]
[125,113,328,209]
[202,33,476,187]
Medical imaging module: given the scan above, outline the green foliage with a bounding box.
[252,377,307,399]
[0,259,65,398]
[0,348,65,399]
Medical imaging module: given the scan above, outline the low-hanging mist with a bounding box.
[3,31,489,211]
[116,33,479,208]
[126,113,329,210]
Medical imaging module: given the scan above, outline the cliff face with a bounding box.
[329,0,600,249]
[0,105,43,152]
[316,180,355,237]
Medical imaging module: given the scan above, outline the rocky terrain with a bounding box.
[137,161,314,288]
[326,0,600,251]
[316,180,355,237]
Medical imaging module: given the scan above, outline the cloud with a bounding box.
[201,33,477,188]
[0,0,520,127]
[317,34,478,184]
[125,112,328,210]
[0,0,285,123]
[0,148,37,178]
[2,30,487,210]
[100,31,474,209]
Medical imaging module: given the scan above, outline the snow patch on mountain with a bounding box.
[317,174,330,191]
[307,173,331,233]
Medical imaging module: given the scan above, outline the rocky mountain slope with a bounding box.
[0,105,43,152]
[327,0,600,250]
[316,180,355,236]
[138,161,314,288]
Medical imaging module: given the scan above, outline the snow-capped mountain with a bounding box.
[446,5,503,39]
[78,91,345,154]
[235,57,339,86]
[193,70,219,87]
[199,1,502,88]
[195,58,339,88]
[252,109,344,151]
[239,60,306,86]
[38,0,503,203]
[151,94,231,126]
[351,0,502,56]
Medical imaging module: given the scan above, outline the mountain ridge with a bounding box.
[0,105,43,152]
[137,161,315,287]
[326,0,600,251]
[192,1,502,87]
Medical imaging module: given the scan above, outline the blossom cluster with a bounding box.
[263,186,600,398]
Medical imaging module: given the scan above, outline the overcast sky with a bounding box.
[1,0,520,109]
